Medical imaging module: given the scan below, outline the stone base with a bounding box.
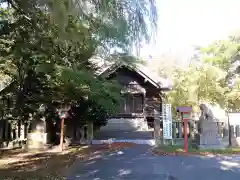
[199,134,227,149]
[200,134,222,144]
[27,132,48,150]
[92,139,155,146]
[198,120,226,149]
[100,118,148,131]
[0,139,27,149]
[231,137,240,147]
[199,145,225,149]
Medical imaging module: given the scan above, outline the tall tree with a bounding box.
[2,0,157,54]
[0,0,157,136]
[201,36,240,111]
[167,36,240,115]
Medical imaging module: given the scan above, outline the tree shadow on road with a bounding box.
[0,144,134,180]
[67,145,240,180]
[0,146,94,180]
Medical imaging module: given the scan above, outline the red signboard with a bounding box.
[177,106,192,153]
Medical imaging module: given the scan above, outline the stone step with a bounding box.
[199,145,226,150]
[92,139,155,146]
[101,118,148,131]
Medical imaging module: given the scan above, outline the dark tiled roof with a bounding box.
[98,61,173,90]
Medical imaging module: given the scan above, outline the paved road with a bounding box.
[67,145,240,180]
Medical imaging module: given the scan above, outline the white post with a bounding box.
[20,121,25,140]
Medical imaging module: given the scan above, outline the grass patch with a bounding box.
[153,145,240,155]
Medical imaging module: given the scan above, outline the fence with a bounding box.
[158,120,229,146]
[0,119,28,148]
[172,121,227,138]
[229,124,240,146]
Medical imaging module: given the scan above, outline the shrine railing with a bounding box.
[0,119,28,148]
[171,121,229,139]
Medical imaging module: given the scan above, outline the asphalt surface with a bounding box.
[67,145,240,180]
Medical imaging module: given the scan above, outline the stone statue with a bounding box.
[198,103,226,149]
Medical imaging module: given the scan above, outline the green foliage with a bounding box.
[167,36,240,114]
[4,0,157,54]
[0,0,157,129]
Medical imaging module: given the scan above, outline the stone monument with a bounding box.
[27,113,48,150]
[198,103,226,149]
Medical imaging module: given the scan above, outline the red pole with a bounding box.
[60,118,65,151]
[183,118,188,152]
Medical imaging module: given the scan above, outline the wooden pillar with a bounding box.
[80,127,84,143]
[154,109,161,145]
[230,125,235,137]
[87,122,93,144]
[20,121,25,140]
[9,123,13,141]
[0,121,3,140]
[143,93,146,118]
[172,122,176,144]
[188,121,192,138]
[14,127,18,140]
[223,127,229,137]
[24,122,28,139]
[15,120,20,139]
[4,120,8,141]
[75,127,80,141]
[236,125,240,137]
[178,122,182,138]
[216,122,221,136]
[73,125,76,141]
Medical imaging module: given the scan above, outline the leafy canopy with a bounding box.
[0,0,158,127]
[3,0,157,53]
[167,36,240,114]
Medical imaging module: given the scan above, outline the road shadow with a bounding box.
[0,145,102,179]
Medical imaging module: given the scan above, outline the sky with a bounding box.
[140,0,240,59]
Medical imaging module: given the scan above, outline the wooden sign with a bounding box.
[58,111,68,119]
[162,104,173,140]
[177,106,192,113]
